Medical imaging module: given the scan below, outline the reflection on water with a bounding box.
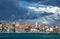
[0,33,60,39]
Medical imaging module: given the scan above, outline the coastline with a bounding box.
[0,32,59,34]
[0,33,60,36]
[0,22,60,33]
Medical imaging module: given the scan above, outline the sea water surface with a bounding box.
[0,33,60,39]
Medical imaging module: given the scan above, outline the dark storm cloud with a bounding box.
[20,0,43,2]
[0,0,40,21]
[0,0,59,21]
[19,0,43,2]
[40,12,54,17]
[39,0,60,7]
[21,0,60,7]
[0,0,28,20]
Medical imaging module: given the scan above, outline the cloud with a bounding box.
[16,2,60,26]
[20,0,60,7]
[25,5,60,19]
[20,0,41,2]
[16,14,58,26]
[0,0,60,26]
[27,6,60,14]
[0,0,28,20]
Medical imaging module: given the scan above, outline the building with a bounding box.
[0,22,2,32]
[6,22,15,33]
[58,26,60,32]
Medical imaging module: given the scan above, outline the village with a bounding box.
[0,22,60,33]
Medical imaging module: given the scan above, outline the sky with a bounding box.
[0,0,60,26]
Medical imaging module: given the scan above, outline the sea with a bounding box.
[0,33,60,39]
